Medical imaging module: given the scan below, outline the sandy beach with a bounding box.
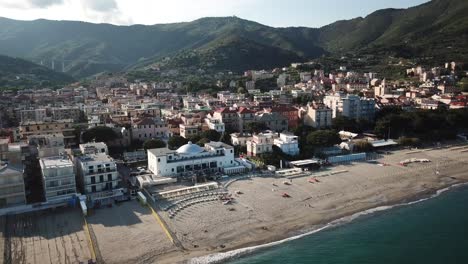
[151,145,468,264]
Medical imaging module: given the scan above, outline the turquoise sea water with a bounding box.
[227,186,468,264]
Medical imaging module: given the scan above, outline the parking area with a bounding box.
[86,200,176,264]
[2,208,92,264]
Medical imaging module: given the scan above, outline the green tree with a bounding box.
[332,116,358,131]
[247,122,268,134]
[168,135,188,150]
[196,138,210,146]
[82,126,118,143]
[200,130,221,141]
[143,139,166,150]
[397,137,421,147]
[306,130,341,147]
[237,87,247,94]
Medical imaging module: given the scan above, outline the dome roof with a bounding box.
[176,141,204,155]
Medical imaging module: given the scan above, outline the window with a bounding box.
[91,186,96,192]
[91,176,95,184]
[157,158,160,162]
[107,174,112,181]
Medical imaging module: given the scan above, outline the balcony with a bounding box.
[86,168,117,175]
[85,178,120,186]
[45,182,76,192]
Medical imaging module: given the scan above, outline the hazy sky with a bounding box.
[0,0,429,27]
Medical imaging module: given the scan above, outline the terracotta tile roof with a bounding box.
[238,107,256,114]
[216,107,237,113]
[134,117,155,126]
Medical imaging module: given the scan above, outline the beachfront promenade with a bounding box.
[0,144,467,264]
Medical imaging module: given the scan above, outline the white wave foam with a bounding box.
[188,182,468,264]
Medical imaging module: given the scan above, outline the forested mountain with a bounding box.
[0,55,75,89]
[0,0,465,77]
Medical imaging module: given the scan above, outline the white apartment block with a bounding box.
[205,117,225,133]
[79,142,108,155]
[304,103,333,128]
[246,132,277,157]
[273,133,299,156]
[0,163,26,207]
[51,106,82,122]
[230,133,252,146]
[76,153,119,194]
[324,94,375,121]
[20,108,47,123]
[40,156,77,202]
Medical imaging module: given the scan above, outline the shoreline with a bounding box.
[152,147,468,264]
[187,181,468,264]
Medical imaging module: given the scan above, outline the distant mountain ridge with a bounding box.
[0,0,466,77]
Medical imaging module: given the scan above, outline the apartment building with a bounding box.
[51,106,82,122]
[246,132,277,157]
[19,119,77,147]
[40,155,77,202]
[273,133,299,156]
[304,103,333,128]
[75,153,119,194]
[0,162,26,207]
[132,117,170,141]
[324,93,375,121]
[19,108,47,123]
[205,117,225,133]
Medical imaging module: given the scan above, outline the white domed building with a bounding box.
[147,141,247,177]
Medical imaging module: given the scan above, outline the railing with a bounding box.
[86,168,117,175]
[45,182,76,192]
[166,153,224,163]
[85,178,120,186]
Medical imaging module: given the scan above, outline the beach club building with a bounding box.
[148,141,247,177]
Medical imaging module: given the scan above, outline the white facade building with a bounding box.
[79,142,108,155]
[274,133,299,156]
[76,153,119,194]
[304,103,333,128]
[324,93,375,121]
[246,132,277,157]
[205,117,225,133]
[148,141,246,177]
[51,106,82,122]
[0,163,26,207]
[230,133,252,146]
[40,156,77,202]
[20,108,47,123]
